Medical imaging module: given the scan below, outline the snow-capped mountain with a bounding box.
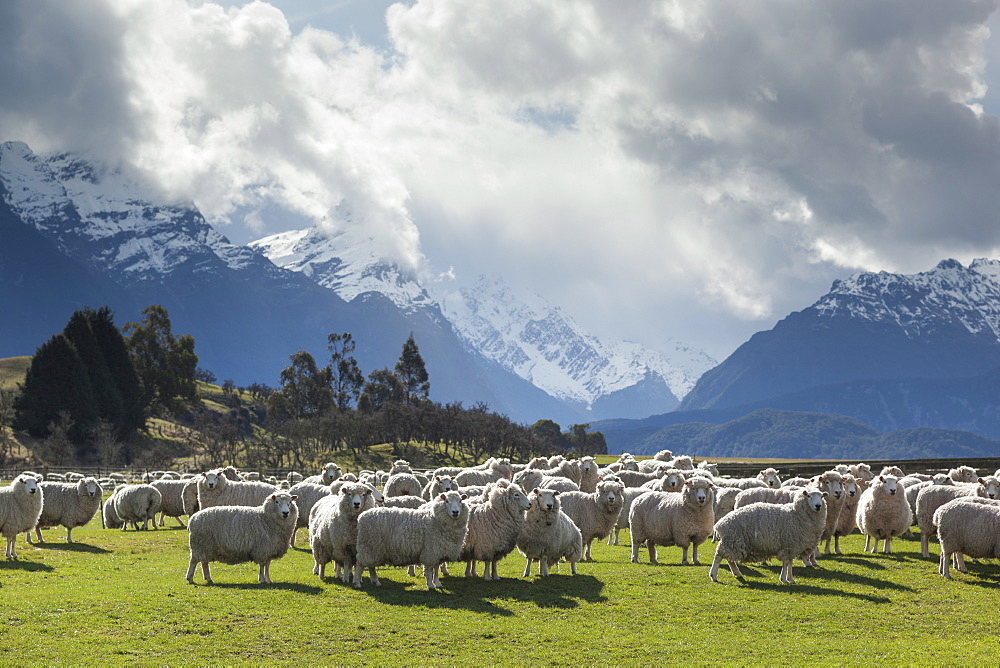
[252,228,715,418]
[681,258,1000,412]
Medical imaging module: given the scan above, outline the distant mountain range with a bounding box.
[0,141,711,424]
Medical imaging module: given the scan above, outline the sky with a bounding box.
[2,0,1000,362]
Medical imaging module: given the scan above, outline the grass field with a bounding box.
[2,506,997,664]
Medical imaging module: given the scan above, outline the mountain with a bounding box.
[0,141,586,424]
[251,229,715,420]
[681,259,1000,412]
[628,408,1000,461]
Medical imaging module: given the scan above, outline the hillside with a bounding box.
[0,356,29,390]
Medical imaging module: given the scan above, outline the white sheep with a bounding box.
[653,449,673,461]
[0,474,43,559]
[577,456,599,493]
[460,482,532,580]
[640,469,686,493]
[935,497,1000,579]
[734,487,801,509]
[380,495,426,509]
[516,488,583,577]
[102,489,123,530]
[914,476,1000,558]
[303,462,344,486]
[111,484,163,531]
[197,469,278,509]
[850,463,874,483]
[309,483,378,582]
[383,472,423,498]
[629,477,716,565]
[757,468,782,489]
[711,477,768,491]
[856,475,912,553]
[354,490,471,590]
[421,475,457,500]
[186,492,299,584]
[608,487,652,546]
[782,476,812,488]
[829,474,861,554]
[904,474,954,535]
[151,479,190,528]
[712,487,742,528]
[709,488,828,584]
[812,471,846,557]
[455,460,512,487]
[947,466,979,483]
[615,470,664,488]
[556,479,625,561]
[181,478,200,517]
[287,481,335,545]
[30,477,103,543]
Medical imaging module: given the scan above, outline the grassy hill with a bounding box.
[0,355,29,390]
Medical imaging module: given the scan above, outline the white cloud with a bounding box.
[2,0,999,358]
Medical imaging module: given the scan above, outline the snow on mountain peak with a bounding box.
[814,259,1000,341]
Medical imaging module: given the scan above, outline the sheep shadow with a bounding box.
[28,541,111,554]
[0,558,55,572]
[355,572,606,615]
[195,581,324,594]
[715,564,905,601]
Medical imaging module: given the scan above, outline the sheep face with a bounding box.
[933,473,954,486]
[81,478,101,497]
[979,478,1000,499]
[438,491,468,520]
[508,487,532,512]
[596,481,624,513]
[684,478,714,506]
[758,468,781,489]
[532,489,559,513]
[580,457,595,474]
[818,473,844,500]
[803,489,827,512]
[842,476,859,498]
[203,470,222,489]
[877,475,900,496]
[17,475,39,494]
[436,476,455,492]
[342,485,370,511]
[663,471,685,491]
[267,493,297,519]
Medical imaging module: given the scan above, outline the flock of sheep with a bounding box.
[2,450,1000,588]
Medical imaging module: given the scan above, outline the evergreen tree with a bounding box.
[327,332,364,411]
[361,367,405,411]
[395,333,430,405]
[13,334,98,443]
[124,305,199,416]
[63,308,124,451]
[87,306,144,438]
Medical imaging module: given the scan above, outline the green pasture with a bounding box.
[1,510,996,664]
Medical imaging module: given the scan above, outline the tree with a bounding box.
[87,306,145,439]
[124,305,199,416]
[360,368,405,412]
[530,419,570,453]
[43,411,76,465]
[278,351,333,419]
[93,417,122,466]
[328,332,364,411]
[566,423,608,456]
[13,333,98,444]
[395,333,430,405]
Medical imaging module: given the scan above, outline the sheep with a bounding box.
[516,488,583,577]
[578,457,599,493]
[303,462,344,486]
[782,477,812,488]
[383,472,423,498]
[734,487,801,509]
[30,477,103,543]
[709,488,829,584]
[830,474,861,554]
[615,470,663,488]
[353,491,471,590]
[879,465,904,478]
[309,483,377,582]
[629,477,716,565]
[102,489,122,530]
[856,475,912,553]
[850,463,874,483]
[536,476,581,493]
[934,497,1000,579]
[640,469,686,493]
[181,478,200,517]
[0,474,43,559]
[287,481,335,545]
[421,476,457,500]
[186,492,299,584]
[669,455,694,471]
[712,487,742,527]
[608,487,652,546]
[197,469,278,509]
[380,495,426,509]
[757,468,782,489]
[460,482,533,580]
[904,474,954,531]
[455,460,511,487]
[914,476,1000,557]
[556,479,625,561]
[222,466,244,481]
[947,465,979,483]
[712,477,768,491]
[151,479,190,528]
[812,471,846,557]
[637,458,678,474]
[653,449,673,461]
[111,484,163,531]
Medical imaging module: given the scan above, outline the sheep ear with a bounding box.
[269,494,277,500]
[440,494,447,501]
[879,475,885,482]
[291,495,298,500]
[341,487,350,495]
[979,478,986,484]
[461,494,468,500]
[821,492,828,498]
[552,490,560,496]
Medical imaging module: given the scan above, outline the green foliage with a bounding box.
[124,305,199,417]
[328,332,364,411]
[87,306,144,439]
[13,333,98,443]
[5,519,1000,663]
[395,333,429,405]
[278,350,333,419]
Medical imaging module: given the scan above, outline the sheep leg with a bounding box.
[424,566,437,590]
[939,551,951,579]
[780,560,795,584]
[175,516,186,528]
[691,542,701,566]
[367,567,381,587]
[883,536,893,554]
[864,534,872,552]
[316,559,326,580]
[647,540,658,565]
[490,560,499,580]
[823,537,832,555]
[34,526,44,543]
[955,553,968,573]
[6,537,15,559]
[258,563,268,584]
[630,538,642,564]
[540,558,550,577]
[728,560,743,579]
[186,557,198,583]
[523,558,533,577]
[66,527,74,543]
[158,512,165,527]
[441,562,450,577]
[834,535,843,555]
[584,539,593,561]
[920,534,930,558]
[709,551,723,582]
[466,560,476,578]
[434,565,443,588]
[570,560,577,575]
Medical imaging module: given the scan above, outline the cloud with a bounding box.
[1,0,999,358]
